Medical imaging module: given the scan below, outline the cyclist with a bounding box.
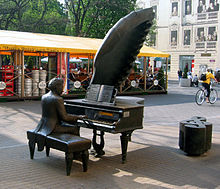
[202,68,218,103]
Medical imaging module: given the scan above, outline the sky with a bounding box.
[136,0,150,8]
[58,0,65,4]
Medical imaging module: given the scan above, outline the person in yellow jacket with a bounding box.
[202,68,218,102]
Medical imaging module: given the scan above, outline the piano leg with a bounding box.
[120,131,133,164]
[92,130,105,157]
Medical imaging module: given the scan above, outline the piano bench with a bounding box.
[27,130,91,176]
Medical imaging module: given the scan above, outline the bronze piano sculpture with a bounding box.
[65,8,154,163]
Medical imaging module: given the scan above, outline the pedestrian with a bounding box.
[187,72,193,86]
[202,68,218,103]
[177,69,182,81]
[215,69,220,82]
[192,74,199,87]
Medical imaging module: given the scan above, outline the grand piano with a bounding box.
[65,96,144,163]
[65,7,154,163]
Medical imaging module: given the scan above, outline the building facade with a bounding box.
[144,0,220,79]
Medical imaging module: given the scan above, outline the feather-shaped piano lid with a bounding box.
[85,8,154,105]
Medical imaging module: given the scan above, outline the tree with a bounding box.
[84,0,137,38]
[0,0,28,30]
[157,67,165,88]
[0,0,68,35]
[145,19,157,46]
[183,66,188,78]
[65,0,137,38]
[64,0,91,36]
[23,0,68,35]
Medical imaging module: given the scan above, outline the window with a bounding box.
[197,0,206,13]
[184,30,191,45]
[172,2,178,16]
[196,28,206,42]
[207,0,219,12]
[171,31,177,46]
[152,6,157,19]
[208,27,217,41]
[185,0,192,15]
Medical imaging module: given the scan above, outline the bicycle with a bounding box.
[195,81,218,105]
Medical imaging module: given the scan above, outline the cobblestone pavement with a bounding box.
[0,81,220,189]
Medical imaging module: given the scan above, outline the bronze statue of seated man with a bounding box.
[34,77,85,150]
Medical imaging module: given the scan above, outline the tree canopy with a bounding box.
[65,0,136,38]
[0,0,158,43]
[0,0,67,35]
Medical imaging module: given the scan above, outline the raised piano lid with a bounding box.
[64,96,144,110]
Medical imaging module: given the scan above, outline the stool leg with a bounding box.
[28,140,35,159]
[65,152,73,176]
[46,146,50,157]
[82,150,89,172]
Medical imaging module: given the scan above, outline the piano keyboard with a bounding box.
[77,119,116,129]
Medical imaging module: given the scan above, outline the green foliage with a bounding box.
[86,0,136,38]
[0,55,11,65]
[66,0,137,38]
[0,0,18,30]
[183,66,188,78]
[24,56,34,69]
[0,0,137,38]
[157,67,165,88]
[145,19,157,46]
[0,0,68,35]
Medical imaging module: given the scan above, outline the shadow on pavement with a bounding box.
[0,133,24,148]
[1,136,220,189]
[142,93,195,106]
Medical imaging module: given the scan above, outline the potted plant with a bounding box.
[179,66,191,87]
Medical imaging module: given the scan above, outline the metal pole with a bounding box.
[21,51,25,97]
[91,55,95,73]
[39,53,41,69]
[166,57,168,91]
[143,57,147,91]
[120,82,123,93]
[87,55,90,74]
[0,55,2,67]
[14,51,17,67]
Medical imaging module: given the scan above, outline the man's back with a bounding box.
[41,92,60,122]
[34,91,61,135]
[203,72,215,84]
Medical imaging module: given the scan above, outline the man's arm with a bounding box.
[211,73,218,82]
[56,97,85,124]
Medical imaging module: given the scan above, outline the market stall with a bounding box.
[0,30,170,99]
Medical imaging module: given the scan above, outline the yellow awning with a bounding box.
[138,45,170,58]
[0,30,170,58]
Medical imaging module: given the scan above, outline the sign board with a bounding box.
[48,52,57,57]
[154,80,159,86]
[131,80,137,87]
[209,60,215,62]
[74,81,81,89]
[156,61,162,68]
[201,53,211,57]
[0,82,6,90]
[131,80,139,88]
[38,81,46,89]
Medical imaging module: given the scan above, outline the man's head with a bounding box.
[207,68,211,72]
[48,78,63,95]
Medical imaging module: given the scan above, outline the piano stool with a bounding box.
[27,130,91,176]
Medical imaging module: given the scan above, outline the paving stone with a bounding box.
[0,81,220,188]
